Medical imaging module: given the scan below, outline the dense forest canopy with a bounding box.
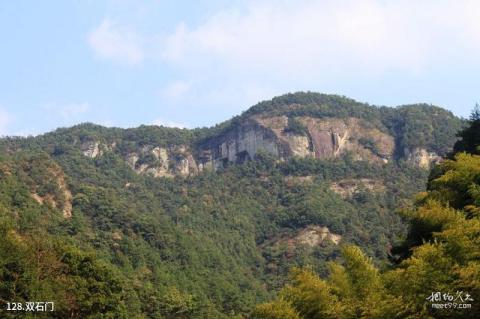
[0,93,471,318]
[254,108,480,319]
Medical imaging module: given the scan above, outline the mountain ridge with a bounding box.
[4,92,462,178]
[0,92,468,318]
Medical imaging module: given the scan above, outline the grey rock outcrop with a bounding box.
[404,147,441,169]
[77,115,442,178]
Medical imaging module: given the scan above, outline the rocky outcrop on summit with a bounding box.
[255,116,314,158]
[198,115,395,169]
[196,119,281,170]
[76,114,445,177]
[70,93,462,176]
[126,145,198,177]
[298,116,394,163]
[81,140,116,159]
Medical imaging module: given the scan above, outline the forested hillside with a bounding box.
[0,93,467,318]
[254,106,480,319]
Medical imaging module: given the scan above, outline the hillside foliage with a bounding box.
[0,93,468,318]
[254,113,480,319]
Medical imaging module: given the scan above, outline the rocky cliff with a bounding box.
[226,114,452,169]
[76,116,425,178]
[84,117,448,179]
[81,140,199,177]
[32,93,463,178]
[196,115,396,168]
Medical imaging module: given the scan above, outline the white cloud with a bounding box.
[161,0,480,76]
[88,18,144,65]
[87,1,480,123]
[152,118,188,129]
[147,0,480,120]
[44,102,90,121]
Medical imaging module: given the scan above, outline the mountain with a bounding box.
[16,92,463,176]
[253,106,480,319]
[0,93,465,318]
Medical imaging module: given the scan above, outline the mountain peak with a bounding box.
[0,92,464,178]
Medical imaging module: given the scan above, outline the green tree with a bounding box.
[454,104,480,155]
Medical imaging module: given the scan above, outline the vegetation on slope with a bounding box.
[243,92,464,156]
[0,147,429,318]
[253,108,480,319]
[0,93,467,318]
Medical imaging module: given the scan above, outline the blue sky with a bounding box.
[1,0,479,136]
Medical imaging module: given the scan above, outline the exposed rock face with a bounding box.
[81,140,116,159]
[175,152,198,176]
[82,140,199,178]
[199,116,395,170]
[300,117,394,163]
[78,115,438,178]
[57,172,73,218]
[144,146,171,177]
[265,225,342,254]
[126,153,140,171]
[256,116,315,158]
[197,119,281,169]
[330,178,385,199]
[295,225,342,246]
[81,141,101,158]
[126,145,198,178]
[151,147,169,163]
[404,147,442,169]
[30,165,72,218]
[286,134,312,157]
